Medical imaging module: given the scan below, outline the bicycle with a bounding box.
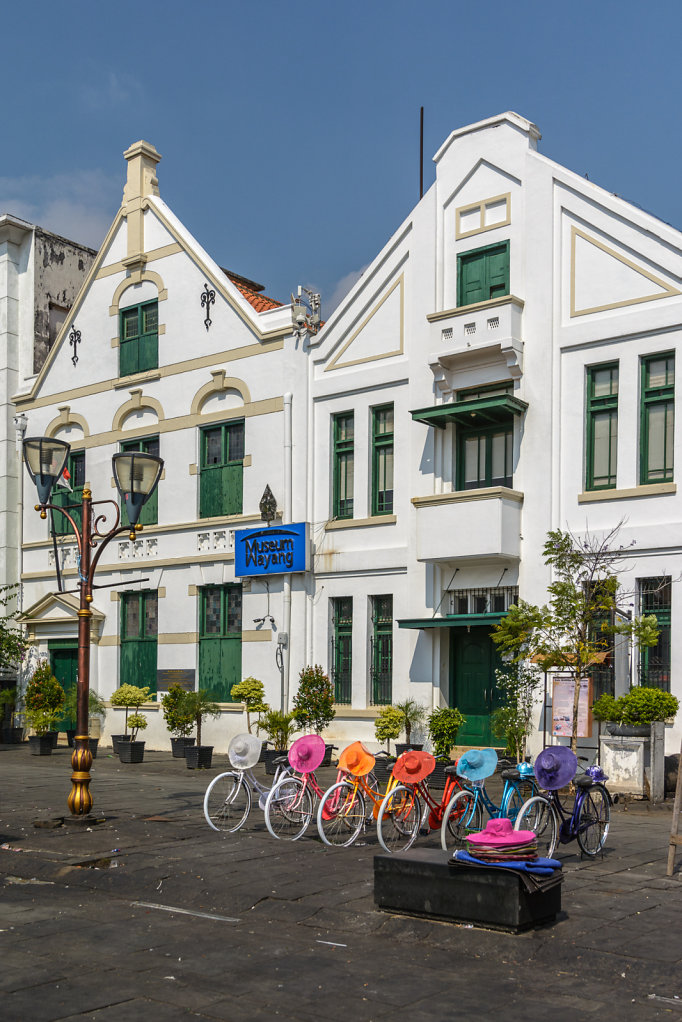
[513,746,610,858]
[264,734,329,841]
[203,733,292,833]
[316,742,398,847]
[376,750,469,854]
[440,754,539,851]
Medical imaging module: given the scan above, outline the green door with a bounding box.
[198,585,242,701]
[450,627,503,745]
[120,591,158,696]
[49,641,78,729]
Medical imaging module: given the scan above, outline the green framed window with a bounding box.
[120,436,160,527]
[371,404,394,515]
[198,585,242,702]
[586,363,618,491]
[332,413,354,519]
[638,577,671,691]
[120,590,158,697]
[199,421,245,518]
[119,299,158,377]
[457,425,513,490]
[50,450,85,536]
[332,597,352,703]
[370,595,392,705]
[457,241,510,308]
[640,353,674,484]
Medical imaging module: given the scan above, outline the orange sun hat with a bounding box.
[338,741,376,777]
[391,749,436,785]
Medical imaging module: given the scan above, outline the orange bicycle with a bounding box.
[377,750,466,853]
[316,742,399,847]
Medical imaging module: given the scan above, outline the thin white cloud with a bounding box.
[81,70,141,111]
[326,264,370,316]
[0,169,119,249]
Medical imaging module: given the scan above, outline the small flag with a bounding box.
[56,466,72,491]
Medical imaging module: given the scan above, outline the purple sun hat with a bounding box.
[534,746,577,790]
[288,734,326,774]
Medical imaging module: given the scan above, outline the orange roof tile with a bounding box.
[222,268,283,313]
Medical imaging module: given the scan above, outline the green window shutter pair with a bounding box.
[457,242,510,307]
[640,354,675,484]
[120,436,160,527]
[199,423,244,518]
[119,300,158,377]
[586,364,619,491]
[120,591,158,697]
[371,405,394,515]
[198,585,242,701]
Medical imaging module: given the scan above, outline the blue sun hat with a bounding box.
[456,748,498,782]
[534,746,577,791]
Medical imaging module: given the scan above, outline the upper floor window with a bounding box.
[457,241,509,308]
[586,363,618,491]
[640,353,674,485]
[120,436,160,526]
[199,421,245,519]
[458,426,512,490]
[371,404,394,515]
[51,450,85,536]
[119,299,158,377]
[332,413,354,519]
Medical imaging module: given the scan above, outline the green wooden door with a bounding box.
[120,591,158,696]
[449,627,503,745]
[198,585,242,701]
[49,642,78,729]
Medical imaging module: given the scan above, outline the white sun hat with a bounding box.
[228,733,262,770]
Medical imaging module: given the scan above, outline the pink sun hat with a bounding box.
[467,817,536,848]
[288,734,326,774]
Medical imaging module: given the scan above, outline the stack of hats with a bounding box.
[465,818,538,862]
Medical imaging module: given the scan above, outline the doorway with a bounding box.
[449,627,503,746]
[49,640,78,730]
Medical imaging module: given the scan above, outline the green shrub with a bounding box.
[393,699,427,745]
[126,712,148,742]
[24,660,65,735]
[292,665,335,735]
[593,687,679,726]
[260,709,297,750]
[184,690,221,746]
[427,707,465,760]
[110,684,150,736]
[161,684,195,738]
[231,677,270,734]
[374,705,403,753]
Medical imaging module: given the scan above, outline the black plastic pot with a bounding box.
[111,734,131,755]
[66,729,77,748]
[89,737,99,759]
[119,740,145,764]
[605,723,650,737]
[395,743,424,757]
[426,759,450,789]
[186,745,213,769]
[322,743,337,767]
[263,748,287,775]
[48,730,59,749]
[28,734,54,756]
[1,727,23,744]
[170,737,196,758]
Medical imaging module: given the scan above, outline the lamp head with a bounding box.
[23,437,70,506]
[112,451,163,528]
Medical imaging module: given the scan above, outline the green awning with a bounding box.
[398,613,505,629]
[410,394,528,429]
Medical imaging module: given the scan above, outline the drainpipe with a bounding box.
[282,393,293,711]
[14,414,27,611]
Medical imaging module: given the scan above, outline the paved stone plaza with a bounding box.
[0,744,680,1021]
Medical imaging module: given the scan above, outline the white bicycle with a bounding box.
[203,733,291,833]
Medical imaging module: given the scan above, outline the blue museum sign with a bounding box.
[234,522,309,577]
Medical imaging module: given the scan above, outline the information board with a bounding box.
[551,675,593,738]
[157,669,195,692]
[235,522,309,577]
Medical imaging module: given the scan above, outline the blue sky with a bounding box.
[3,1,682,312]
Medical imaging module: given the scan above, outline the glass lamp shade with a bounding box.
[112,451,163,527]
[23,437,71,505]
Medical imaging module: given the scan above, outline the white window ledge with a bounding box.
[578,483,676,503]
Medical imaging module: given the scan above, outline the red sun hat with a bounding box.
[391,750,436,785]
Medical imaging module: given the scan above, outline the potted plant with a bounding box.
[292,665,336,765]
[110,684,150,754]
[374,705,403,755]
[260,709,297,774]
[24,660,65,755]
[427,707,465,788]
[592,688,679,736]
[118,711,148,763]
[61,688,107,758]
[0,687,23,744]
[161,684,196,757]
[184,690,221,769]
[594,687,679,799]
[393,698,427,756]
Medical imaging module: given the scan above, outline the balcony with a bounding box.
[426,295,524,390]
[411,487,523,563]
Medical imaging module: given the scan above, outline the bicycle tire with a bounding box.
[317,781,366,847]
[440,789,483,851]
[265,776,313,841]
[514,795,557,858]
[203,771,251,833]
[377,784,420,854]
[576,783,610,856]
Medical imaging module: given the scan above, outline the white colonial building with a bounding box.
[13,115,682,757]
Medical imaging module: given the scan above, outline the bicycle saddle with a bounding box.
[500,768,521,782]
[273,754,289,767]
[575,774,594,789]
[444,764,459,776]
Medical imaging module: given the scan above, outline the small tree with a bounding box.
[374,705,403,754]
[24,660,65,735]
[593,688,679,727]
[184,690,221,747]
[110,684,151,736]
[393,698,427,746]
[161,684,195,738]
[126,712,148,742]
[427,707,465,760]
[0,584,30,676]
[231,677,270,734]
[490,662,541,762]
[292,665,335,735]
[492,525,659,754]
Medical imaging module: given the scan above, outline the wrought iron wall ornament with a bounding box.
[201,282,216,331]
[69,325,82,367]
[259,484,277,524]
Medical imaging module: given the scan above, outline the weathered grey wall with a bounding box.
[33,230,96,372]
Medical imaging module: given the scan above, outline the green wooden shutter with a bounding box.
[459,252,487,306]
[458,242,510,307]
[222,463,243,515]
[487,245,509,299]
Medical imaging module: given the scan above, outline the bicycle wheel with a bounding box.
[440,789,483,851]
[502,779,539,825]
[576,784,610,856]
[514,796,557,858]
[317,781,366,847]
[265,776,313,841]
[377,785,420,854]
[203,772,251,833]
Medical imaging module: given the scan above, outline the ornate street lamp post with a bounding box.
[23,437,163,816]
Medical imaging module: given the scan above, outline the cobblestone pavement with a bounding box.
[0,744,680,1021]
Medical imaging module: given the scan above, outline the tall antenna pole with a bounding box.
[419,106,424,199]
